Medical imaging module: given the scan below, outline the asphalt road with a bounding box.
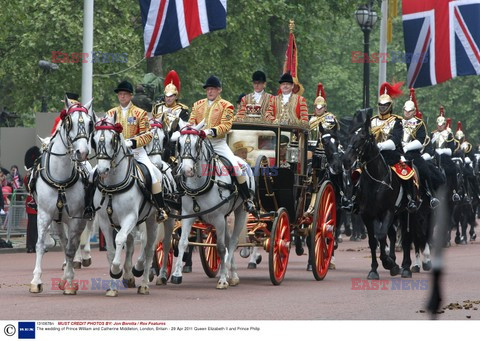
[1,237,479,321]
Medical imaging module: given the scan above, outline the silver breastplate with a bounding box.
[402,118,420,143]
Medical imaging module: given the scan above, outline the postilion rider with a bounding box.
[185,75,257,216]
[85,80,168,222]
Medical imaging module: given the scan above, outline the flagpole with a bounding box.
[82,0,94,104]
[378,0,388,94]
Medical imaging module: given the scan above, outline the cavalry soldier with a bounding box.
[236,70,273,120]
[152,70,190,133]
[401,88,439,208]
[309,83,339,169]
[454,121,479,201]
[372,82,419,211]
[132,84,153,113]
[265,72,308,124]
[427,106,460,202]
[86,80,168,222]
[187,75,257,215]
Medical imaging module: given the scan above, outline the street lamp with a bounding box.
[355,3,378,109]
[38,60,59,112]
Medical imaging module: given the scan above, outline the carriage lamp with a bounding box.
[286,140,300,163]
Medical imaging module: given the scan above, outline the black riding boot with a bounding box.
[238,182,258,218]
[153,192,169,223]
[83,181,96,220]
[405,179,420,213]
[424,179,440,209]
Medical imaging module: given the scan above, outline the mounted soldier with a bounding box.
[308,83,339,170]
[428,106,460,202]
[454,121,480,202]
[401,88,439,208]
[151,70,190,134]
[371,82,419,211]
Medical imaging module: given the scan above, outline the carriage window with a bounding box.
[228,129,276,167]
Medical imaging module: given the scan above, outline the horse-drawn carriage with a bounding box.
[154,117,337,286]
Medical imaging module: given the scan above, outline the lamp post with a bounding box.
[38,60,59,112]
[355,2,378,109]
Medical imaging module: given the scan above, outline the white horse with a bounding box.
[171,120,254,289]
[91,115,160,296]
[142,118,176,284]
[30,97,94,294]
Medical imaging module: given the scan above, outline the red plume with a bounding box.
[164,70,181,94]
[416,111,423,119]
[446,118,452,129]
[379,82,404,98]
[409,88,419,112]
[316,83,326,100]
[439,106,445,116]
[457,121,463,133]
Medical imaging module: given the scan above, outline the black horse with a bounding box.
[451,158,473,245]
[342,110,407,279]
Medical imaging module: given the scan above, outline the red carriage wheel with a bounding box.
[199,227,220,278]
[153,240,173,281]
[268,208,291,285]
[310,181,336,281]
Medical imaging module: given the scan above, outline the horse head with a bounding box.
[61,96,95,161]
[342,109,373,171]
[175,120,208,178]
[146,118,169,168]
[318,124,343,175]
[91,115,125,179]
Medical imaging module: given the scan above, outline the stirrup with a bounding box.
[407,200,418,213]
[156,209,168,223]
[452,192,460,202]
[430,198,440,209]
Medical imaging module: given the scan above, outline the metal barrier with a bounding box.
[1,189,28,239]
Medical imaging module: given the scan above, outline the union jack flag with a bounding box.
[140,0,227,58]
[11,171,20,190]
[402,0,480,88]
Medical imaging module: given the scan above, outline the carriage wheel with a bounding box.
[154,240,173,280]
[268,208,291,285]
[310,181,336,281]
[199,228,220,278]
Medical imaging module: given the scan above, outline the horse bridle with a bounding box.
[93,120,128,168]
[50,105,93,158]
[178,126,211,163]
[147,119,165,156]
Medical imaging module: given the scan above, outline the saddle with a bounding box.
[391,161,415,180]
[134,161,154,204]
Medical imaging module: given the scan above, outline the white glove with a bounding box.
[125,139,133,148]
[421,153,432,161]
[171,131,180,142]
[435,148,452,156]
[0,209,5,215]
[204,129,214,137]
[403,140,422,154]
[465,156,472,164]
[378,140,395,151]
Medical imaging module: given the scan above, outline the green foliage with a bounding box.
[1,0,479,145]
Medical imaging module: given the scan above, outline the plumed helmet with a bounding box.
[315,83,326,109]
[164,70,181,97]
[378,82,403,115]
[436,106,446,126]
[455,121,465,140]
